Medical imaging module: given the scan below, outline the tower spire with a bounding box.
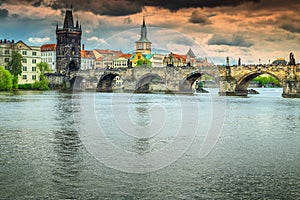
[63,7,74,29]
[135,16,152,54]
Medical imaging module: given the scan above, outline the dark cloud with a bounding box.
[32,1,41,7]
[57,1,142,16]
[189,11,212,25]
[207,14,217,18]
[265,37,280,42]
[214,49,228,53]
[208,34,254,47]
[141,0,261,12]
[0,8,8,18]
[279,23,300,33]
[274,14,300,33]
[2,0,262,16]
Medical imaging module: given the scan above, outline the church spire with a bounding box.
[137,16,150,43]
[135,16,152,54]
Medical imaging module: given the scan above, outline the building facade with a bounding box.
[0,39,41,84]
[56,8,81,74]
[135,17,152,54]
[41,44,56,72]
[150,54,165,67]
[81,49,95,70]
[163,52,186,67]
[113,57,128,68]
[93,49,123,69]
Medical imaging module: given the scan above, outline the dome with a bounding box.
[272,58,287,65]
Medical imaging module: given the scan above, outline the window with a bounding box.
[23,59,27,63]
[32,52,36,56]
[22,75,27,80]
[4,58,9,62]
[32,75,36,80]
[22,51,27,55]
[138,44,143,49]
[4,50,9,54]
[22,66,27,71]
[32,59,36,64]
[32,67,36,71]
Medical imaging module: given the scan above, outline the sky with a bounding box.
[0,0,300,65]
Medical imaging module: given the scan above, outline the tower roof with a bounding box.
[63,10,74,29]
[186,48,196,58]
[136,16,151,43]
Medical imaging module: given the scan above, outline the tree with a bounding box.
[7,51,23,89]
[36,62,51,80]
[35,62,51,90]
[136,58,152,67]
[0,66,13,91]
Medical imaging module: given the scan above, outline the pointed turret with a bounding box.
[186,48,196,58]
[63,9,74,29]
[135,16,152,54]
[76,20,79,28]
[137,16,150,43]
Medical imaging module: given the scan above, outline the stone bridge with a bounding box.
[218,64,300,98]
[48,64,300,98]
[69,66,220,94]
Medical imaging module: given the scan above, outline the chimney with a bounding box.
[82,44,84,50]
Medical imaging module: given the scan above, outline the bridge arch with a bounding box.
[68,60,79,71]
[236,71,282,93]
[70,76,85,91]
[136,73,164,93]
[180,71,218,93]
[97,72,121,92]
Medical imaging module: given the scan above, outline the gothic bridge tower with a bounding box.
[135,16,152,54]
[56,7,81,74]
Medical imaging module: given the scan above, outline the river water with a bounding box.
[0,88,299,199]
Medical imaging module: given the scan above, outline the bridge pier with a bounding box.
[218,76,241,96]
[282,79,300,98]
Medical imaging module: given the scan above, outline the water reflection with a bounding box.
[51,93,83,199]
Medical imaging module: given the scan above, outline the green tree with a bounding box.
[35,62,51,90]
[136,58,152,67]
[0,66,13,91]
[36,62,51,80]
[253,75,281,87]
[7,51,23,89]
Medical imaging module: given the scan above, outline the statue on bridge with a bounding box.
[288,52,296,66]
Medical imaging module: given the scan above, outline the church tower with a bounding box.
[56,6,81,73]
[135,16,152,54]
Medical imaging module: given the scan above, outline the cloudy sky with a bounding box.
[0,0,300,64]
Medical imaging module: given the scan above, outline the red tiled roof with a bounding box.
[172,53,186,62]
[41,44,56,51]
[95,49,123,56]
[119,54,132,59]
[81,50,95,59]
